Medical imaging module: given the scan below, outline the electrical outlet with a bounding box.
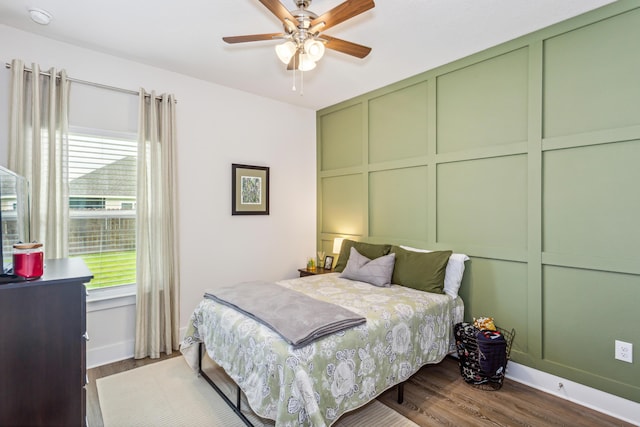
[615,340,633,363]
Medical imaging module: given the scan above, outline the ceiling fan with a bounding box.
[223,0,375,72]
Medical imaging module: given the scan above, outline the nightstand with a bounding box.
[298,267,334,277]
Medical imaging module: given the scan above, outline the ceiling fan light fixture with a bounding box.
[223,0,375,82]
[304,39,325,62]
[298,53,316,71]
[275,41,297,64]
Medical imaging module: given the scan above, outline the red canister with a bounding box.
[13,243,44,279]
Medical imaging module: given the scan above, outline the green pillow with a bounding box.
[390,246,452,294]
[334,239,391,272]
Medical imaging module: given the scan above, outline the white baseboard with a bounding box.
[87,339,135,369]
[506,362,640,426]
[87,327,189,369]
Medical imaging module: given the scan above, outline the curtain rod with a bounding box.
[4,62,177,102]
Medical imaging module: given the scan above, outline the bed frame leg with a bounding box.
[197,342,254,427]
[397,382,404,404]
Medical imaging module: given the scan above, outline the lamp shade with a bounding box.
[298,53,316,71]
[332,237,344,254]
[304,39,325,62]
[275,41,296,64]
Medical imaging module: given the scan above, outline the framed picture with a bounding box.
[232,164,269,215]
[324,255,334,270]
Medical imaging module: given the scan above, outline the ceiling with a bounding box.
[0,0,615,110]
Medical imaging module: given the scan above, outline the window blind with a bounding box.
[68,131,137,289]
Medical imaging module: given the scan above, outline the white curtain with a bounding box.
[8,59,69,257]
[134,90,180,359]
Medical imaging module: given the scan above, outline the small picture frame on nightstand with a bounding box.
[324,255,334,270]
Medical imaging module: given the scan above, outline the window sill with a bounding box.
[87,284,136,312]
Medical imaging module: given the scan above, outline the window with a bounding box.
[68,130,137,290]
[70,197,105,210]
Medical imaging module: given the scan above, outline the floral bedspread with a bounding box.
[181,273,464,427]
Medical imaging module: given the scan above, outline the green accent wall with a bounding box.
[316,1,640,403]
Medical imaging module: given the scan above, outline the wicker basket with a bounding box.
[454,322,515,390]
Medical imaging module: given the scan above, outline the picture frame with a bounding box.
[232,164,270,215]
[324,255,334,270]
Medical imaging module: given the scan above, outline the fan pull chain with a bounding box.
[292,68,296,91]
[288,54,304,96]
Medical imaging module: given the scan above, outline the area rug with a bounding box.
[97,356,419,427]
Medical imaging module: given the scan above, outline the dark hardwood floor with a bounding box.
[88,354,633,427]
[378,357,633,427]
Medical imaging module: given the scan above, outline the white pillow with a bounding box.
[340,247,396,287]
[400,245,469,298]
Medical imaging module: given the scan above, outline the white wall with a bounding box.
[0,25,317,367]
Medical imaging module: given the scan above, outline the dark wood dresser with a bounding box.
[0,258,93,426]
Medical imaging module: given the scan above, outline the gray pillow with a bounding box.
[340,247,396,287]
[333,239,391,273]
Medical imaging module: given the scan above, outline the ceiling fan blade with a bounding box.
[223,33,284,43]
[287,49,302,70]
[310,0,375,32]
[323,35,371,58]
[259,0,299,25]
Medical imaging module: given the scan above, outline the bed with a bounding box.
[181,255,466,427]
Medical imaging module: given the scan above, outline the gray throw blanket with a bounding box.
[205,281,366,348]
